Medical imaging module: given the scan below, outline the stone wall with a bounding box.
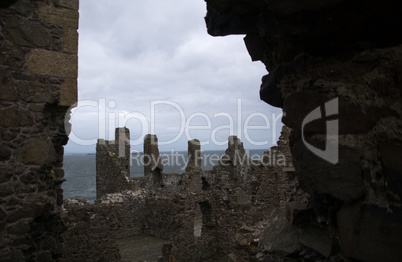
[143,134,163,176]
[62,128,296,261]
[185,139,201,172]
[96,127,134,199]
[0,0,78,261]
[147,128,297,261]
[205,0,402,261]
[4,0,399,260]
[61,191,147,262]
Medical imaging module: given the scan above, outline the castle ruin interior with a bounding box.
[1,0,402,261]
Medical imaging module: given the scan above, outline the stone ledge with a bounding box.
[28,49,78,78]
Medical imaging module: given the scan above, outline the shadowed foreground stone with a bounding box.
[4,17,52,47]
[291,135,365,201]
[0,0,17,8]
[0,0,78,260]
[206,0,402,260]
[259,209,301,254]
[337,204,402,262]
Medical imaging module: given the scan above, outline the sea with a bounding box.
[62,149,266,202]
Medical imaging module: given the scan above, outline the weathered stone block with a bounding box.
[0,40,24,68]
[0,145,12,161]
[16,81,54,103]
[285,201,311,225]
[283,92,398,134]
[0,183,14,197]
[59,79,77,106]
[28,49,78,78]
[259,209,301,254]
[337,204,402,262]
[38,5,79,29]
[299,225,332,257]
[0,106,33,127]
[0,167,13,183]
[7,218,31,234]
[6,203,45,223]
[20,173,38,185]
[5,17,51,47]
[63,28,78,53]
[291,134,365,201]
[7,0,31,16]
[16,138,57,165]
[0,71,18,101]
[235,233,248,246]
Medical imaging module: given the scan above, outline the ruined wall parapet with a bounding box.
[64,130,296,260]
[143,134,163,175]
[185,139,201,172]
[96,127,134,199]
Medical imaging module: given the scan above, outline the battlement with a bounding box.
[66,126,299,261]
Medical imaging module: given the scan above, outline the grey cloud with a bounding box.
[66,0,282,153]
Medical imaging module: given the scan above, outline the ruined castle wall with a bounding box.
[61,191,146,262]
[154,131,296,260]
[0,0,78,260]
[96,127,134,199]
[61,129,295,261]
[205,1,402,260]
[185,139,201,172]
[143,134,163,176]
[61,199,122,262]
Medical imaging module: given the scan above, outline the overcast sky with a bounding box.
[64,0,283,153]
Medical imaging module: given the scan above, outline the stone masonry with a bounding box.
[143,134,163,176]
[185,139,201,172]
[96,127,134,199]
[205,0,402,261]
[0,0,78,261]
[61,128,298,261]
[2,0,402,261]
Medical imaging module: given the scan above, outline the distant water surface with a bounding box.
[62,150,265,202]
